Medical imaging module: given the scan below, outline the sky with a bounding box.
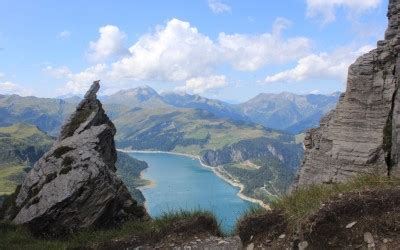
[0,0,390,102]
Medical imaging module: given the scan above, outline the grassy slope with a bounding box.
[114,107,302,202]
[0,95,74,135]
[0,210,220,249]
[236,175,400,233]
[271,175,400,228]
[0,165,25,195]
[114,107,282,155]
[235,175,400,249]
[0,124,53,195]
[0,123,53,146]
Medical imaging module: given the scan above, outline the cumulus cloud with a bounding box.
[88,25,129,62]
[306,0,382,23]
[219,18,311,71]
[265,45,374,84]
[58,30,71,39]
[0,81,31,96]
[176,75,227,94]
[54,18,313,95]
[208,0,231,14]
[110,18,310,81]
[47,64,108,94]
[110,19,220,82]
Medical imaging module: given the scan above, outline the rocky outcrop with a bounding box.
[3,81,146,235]
[201,137,301,169]
[296,0,400,186]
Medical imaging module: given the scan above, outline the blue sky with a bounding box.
[0,0,389,102]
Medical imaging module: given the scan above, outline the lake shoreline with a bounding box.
[117,149,271,210]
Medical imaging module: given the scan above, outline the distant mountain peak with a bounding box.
[103,85,164,106]
[115,85,158,96]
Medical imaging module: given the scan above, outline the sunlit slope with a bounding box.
[0,123,53,195]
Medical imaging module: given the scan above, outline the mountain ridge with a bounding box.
[0,86,339,202]
[60,85,341,134]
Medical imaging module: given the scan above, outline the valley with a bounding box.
[0,88,338,205]
[130,152,252,233]
[0,0,398,248]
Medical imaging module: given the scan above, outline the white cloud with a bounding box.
[208,0,231,14]
[48,64,108,94]
[218,18,311,71]
[0,81,32,96]
[306,0,382,24]
[265,45,374,84]
[88,25,129,62]
[54,18,313,95]
[43,66,71,79]
[309,89,321,94]
[110,19,221,82]
[176,75,228,94]
[110,18,310,81]
[58,30,71,39]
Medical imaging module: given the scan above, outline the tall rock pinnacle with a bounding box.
[4,81,147,235]
[295,0,400,186]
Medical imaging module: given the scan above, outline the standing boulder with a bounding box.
[3,81,147,235]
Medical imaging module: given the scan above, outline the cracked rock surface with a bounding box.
[4,81,146,235]
[295,0,400,186]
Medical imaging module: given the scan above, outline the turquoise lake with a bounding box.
[129,152,253,233]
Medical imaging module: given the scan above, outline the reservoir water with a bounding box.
[129,152,253,233]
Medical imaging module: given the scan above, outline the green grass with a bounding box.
[115,107,283,154]
[271,175,400,229]
[237,205,266,221]
[226,161,261,170]
[0,165,25,195]
[0,209,221,250]
[233,205,266,234]
[0,124,53,147]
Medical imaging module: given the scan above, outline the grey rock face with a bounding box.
[201,137,301,170]
[5,81,146,235]
[295,0,400,186]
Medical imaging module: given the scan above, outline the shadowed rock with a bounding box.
[295,0,400,186]
[3,80,147,235]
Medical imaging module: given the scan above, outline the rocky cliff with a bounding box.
[296,0,400,186]
[2,81,146,235]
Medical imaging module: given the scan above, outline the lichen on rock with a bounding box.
[3,80,147,236]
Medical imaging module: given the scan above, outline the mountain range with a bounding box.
[240,92,341,133]
[0,87,339,202]
[0,87,340,135]
[101,87,340,134]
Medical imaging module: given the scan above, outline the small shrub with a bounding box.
[61,156,74,167]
